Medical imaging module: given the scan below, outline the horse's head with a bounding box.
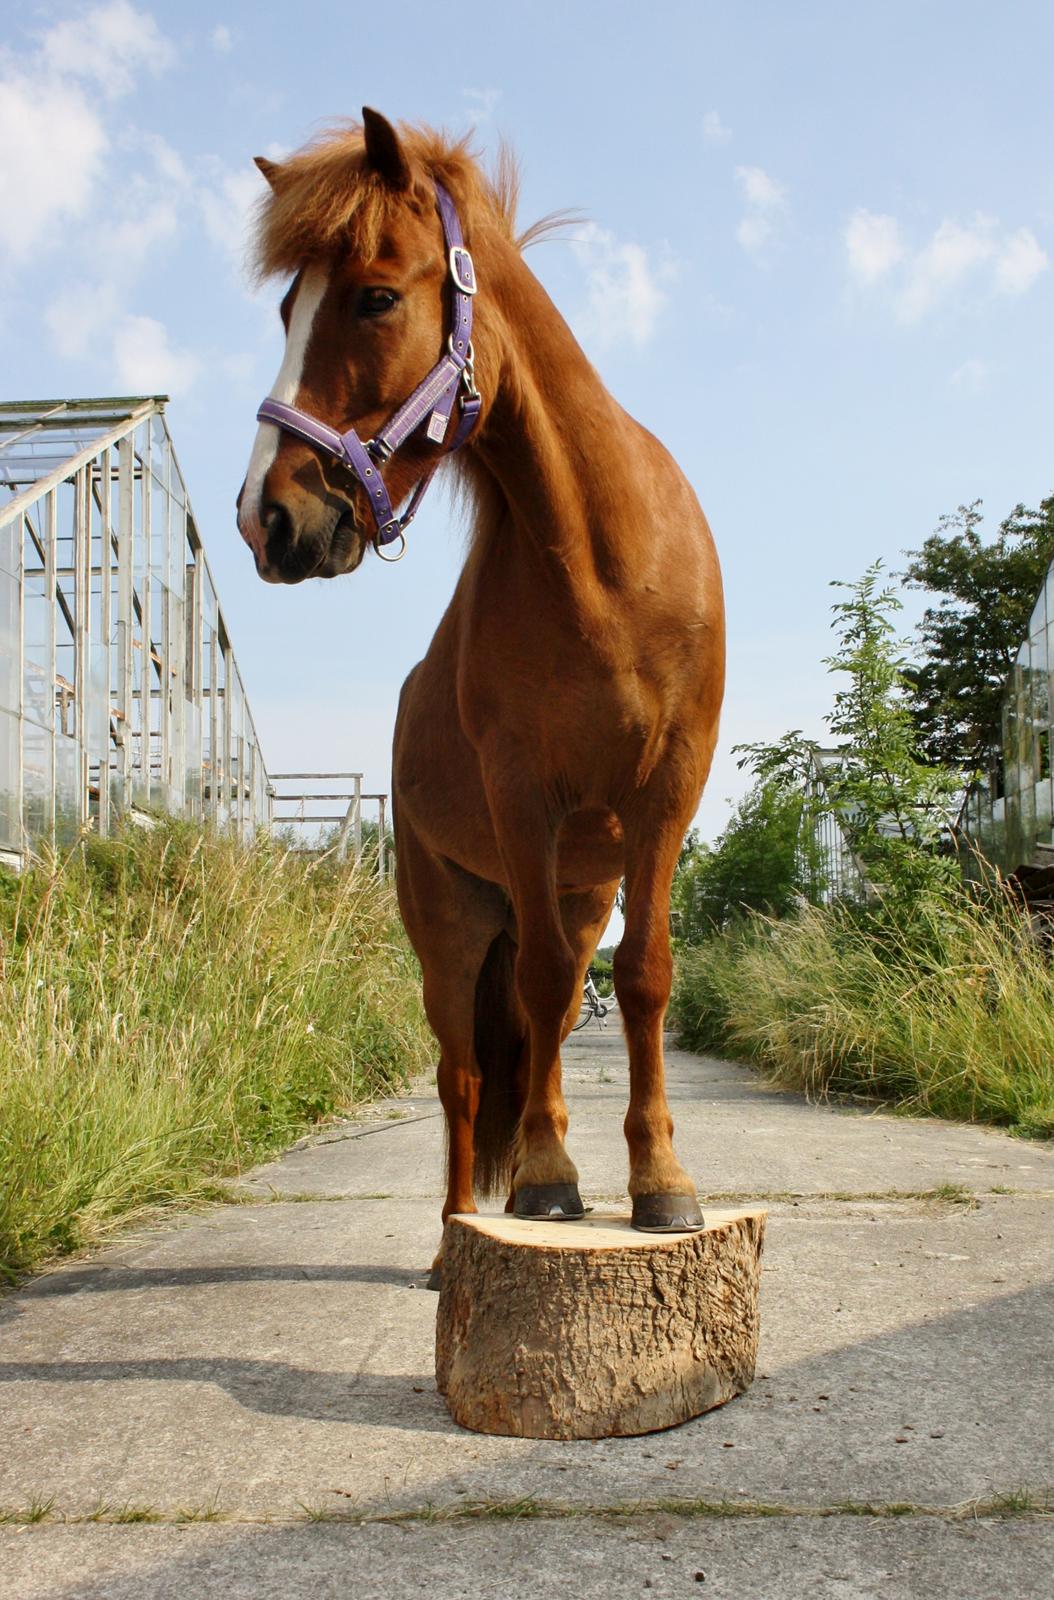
[238,110,479,583]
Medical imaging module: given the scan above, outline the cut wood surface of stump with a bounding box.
[435,1208,766,1439]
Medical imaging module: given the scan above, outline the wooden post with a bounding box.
[435,1208,766,1440]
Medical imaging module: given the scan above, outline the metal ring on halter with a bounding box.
[373,529,407,562]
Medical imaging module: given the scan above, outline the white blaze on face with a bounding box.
[238,264,330,558]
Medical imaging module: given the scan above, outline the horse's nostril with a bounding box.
[262,501,293,550]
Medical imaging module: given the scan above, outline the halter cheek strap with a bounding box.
[256,181,481,552]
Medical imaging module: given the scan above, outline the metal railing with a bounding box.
[269,772,390,878]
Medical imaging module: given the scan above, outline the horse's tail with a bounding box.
[471,930,526,1198]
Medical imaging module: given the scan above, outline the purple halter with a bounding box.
[257,181,481,558]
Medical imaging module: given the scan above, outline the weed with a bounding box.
[2,1488,1051,1528]
[0,1495,56,1525]
[0,823,431,1279]
[671,892,1054,1135]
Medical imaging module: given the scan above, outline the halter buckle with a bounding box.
[366,437,393,464]
[449,245,477,295]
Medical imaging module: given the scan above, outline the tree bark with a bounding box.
[435,1208,766,1439]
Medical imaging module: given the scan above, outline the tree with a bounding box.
[737,563,962,908]
[671,780,818,941]
[901,496,1054,770]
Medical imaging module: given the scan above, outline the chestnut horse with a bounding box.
[237,111,724,1283]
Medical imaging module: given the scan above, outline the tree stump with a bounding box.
[435,1208,766,1439]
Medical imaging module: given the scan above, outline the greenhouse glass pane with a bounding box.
[0,566,17,716]
[55,733,80,843]
[184,701,202,816]
[0,517,17,577]
[0,707,18,850]
[22,720,53,841]
[22,570,52,727]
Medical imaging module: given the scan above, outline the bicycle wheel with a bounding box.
[571,1001,593,1031]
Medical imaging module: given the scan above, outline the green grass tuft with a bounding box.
[0,822,431,1279]
[0,1495,57,1525]
[670,890,1054,1135]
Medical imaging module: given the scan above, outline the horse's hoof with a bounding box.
[426,1263,442,1291]
[631,1193,705,1232]
[514,1182,586,1220]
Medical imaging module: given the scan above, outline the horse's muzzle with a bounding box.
[249,500,367,584]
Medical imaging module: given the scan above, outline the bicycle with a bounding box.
[572,975,609,1031]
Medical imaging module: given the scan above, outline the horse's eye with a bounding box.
[357,287,399,318]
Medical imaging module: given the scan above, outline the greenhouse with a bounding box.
[960,559,1054,891]
[0,397,271,866]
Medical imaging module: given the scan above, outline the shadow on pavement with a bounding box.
[0,1357,451,1431]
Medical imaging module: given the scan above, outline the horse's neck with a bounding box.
[469,238,648,582]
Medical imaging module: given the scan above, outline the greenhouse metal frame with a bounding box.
[0,396,272,865]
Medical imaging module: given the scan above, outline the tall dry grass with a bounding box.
[0,822,431,1278]
[670,890,1054,1139]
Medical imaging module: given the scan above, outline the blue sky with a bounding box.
[3,0,1052,863]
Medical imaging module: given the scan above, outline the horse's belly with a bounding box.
[400,787,622,897]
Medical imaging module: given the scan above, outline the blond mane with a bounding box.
[252,120,528,281]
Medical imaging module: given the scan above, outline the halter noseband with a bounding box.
[256,181,481,559]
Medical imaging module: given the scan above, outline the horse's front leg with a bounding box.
[394,819,507,1283]
[616,809,703,1232]
[488,794,583,1218]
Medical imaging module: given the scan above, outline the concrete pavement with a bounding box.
[2,1024,1052,1597]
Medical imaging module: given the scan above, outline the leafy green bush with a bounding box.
[0,822,431,1278]
[738,564,963,913]
[671,781,820,940]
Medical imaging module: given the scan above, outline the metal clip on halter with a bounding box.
[460,342,480,402]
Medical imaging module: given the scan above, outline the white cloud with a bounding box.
[0,71,108,262]
[950,359,988,394]
[211,24,233,53]
[571,222,677,351]
[41,0,174,99]
[0,5,246,383]
[463,87,501,121]
[995,227,1048,295]
[112,314,200,395]
[45,281,121,358]
[111,197,180,272]
[844,210,904,283]
[198,162,268,278]
[43,186,178,357]
[845,208,1048,320]
[898,215,997,320]
[736,166,784,210]
[702,110,731,147]
[136,130,190,188]
[735,165,788,256]
[0,3,176,264]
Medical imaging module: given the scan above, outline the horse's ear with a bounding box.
[362,107,411,190]
[254,156,281,189]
